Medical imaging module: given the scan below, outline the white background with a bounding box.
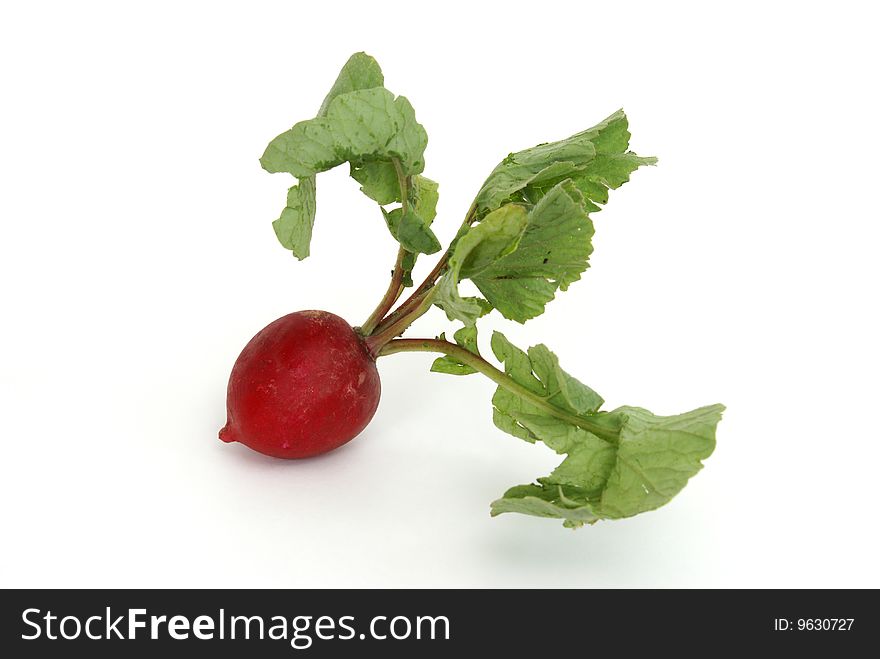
[2,1,878,588]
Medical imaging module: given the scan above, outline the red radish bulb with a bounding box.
[219,310,381,458]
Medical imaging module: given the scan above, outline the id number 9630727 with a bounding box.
[773,618,854,631]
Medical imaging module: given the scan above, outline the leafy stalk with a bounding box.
[371,202,478,336]
[259,51,724,527]
[361,159,411,335]
[378,338,617,441]
[363,289,437,357]
[359,248,406,335]
[379,335,723,527]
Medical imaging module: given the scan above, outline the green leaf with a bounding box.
[261,88,428,179]
[492,404,724,526]
[349,167,437,248]
[471,180,594,322]
[489,332,602,442]
[317,52,384,116]
[439,111,654,321]
[382,207,441,255]
[325,88,427,176]
[526,344,604,415]
[486,332,724,526]
[543,430,617,495]
[325,56,402,209]
[262,53,385,257]
[489,484,601,528]
[465,296,493,317]
[435,278,480,326]
[350,160,400,205]
[431,326,480,375]
[490,332,544,396]
[474,109,656,214]
[400,250,417,288]
[271,182,316,260]
[397,175,440,286]
[351,136,437,219]
[398,211,441,254]
[260,118,340,177]
[413,175,439,223]
[435,204,528,325]
[595,405,723,519]
[260,53,431,258]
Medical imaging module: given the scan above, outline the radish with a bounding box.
[220,311,380,459]
[221,52,724,526]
